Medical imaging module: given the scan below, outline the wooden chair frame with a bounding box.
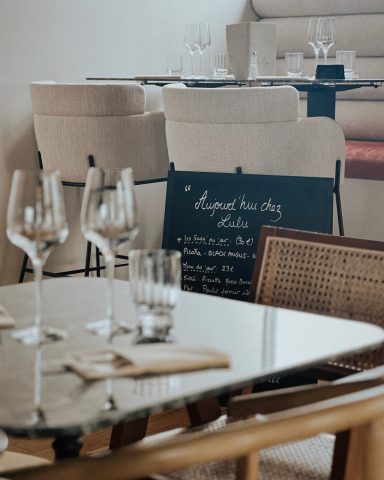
[6,378,384,480]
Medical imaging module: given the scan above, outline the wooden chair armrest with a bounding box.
[227,378,384,418]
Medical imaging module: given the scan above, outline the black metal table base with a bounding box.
[307,90,336,119]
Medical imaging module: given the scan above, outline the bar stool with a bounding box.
[21,81,169,281]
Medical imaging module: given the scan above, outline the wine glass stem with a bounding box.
[198,51,203,76]
[323,48,328,65]
[32,258,43,338]
[33,346,44,422]
[105,252,115,345]
[190,52,194,76]
[315,50,319,66]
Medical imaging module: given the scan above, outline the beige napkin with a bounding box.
[0,305,15,329]
[66,344,230,380]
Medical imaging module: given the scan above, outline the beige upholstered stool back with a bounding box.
[252,226,384,372]
[30,82,169,183]
[163,85,345,180]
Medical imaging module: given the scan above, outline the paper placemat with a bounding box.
[66,344,230,380]
[0,305,15,329]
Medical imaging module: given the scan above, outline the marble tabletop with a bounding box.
[0,277,382,438]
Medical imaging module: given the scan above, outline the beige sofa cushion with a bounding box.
[252,0,384,17]
[260,15,384,58]
[30,82,145,116]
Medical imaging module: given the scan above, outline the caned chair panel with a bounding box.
[251,227,384,372]
[152,416,335,480]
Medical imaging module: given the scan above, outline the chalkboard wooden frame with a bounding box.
[162,164,343,301]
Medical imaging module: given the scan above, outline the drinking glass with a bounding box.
[285,52,304,78]
[196,23,211,78]
[212,52,228,79]
[81,167,138,342]
[316,17,335,64]
[166,53,183,75]
[7,170,68,346]
[308,18,321,69]
[184,24,199,78]
[336,50,356,79]
[129,249,181,344]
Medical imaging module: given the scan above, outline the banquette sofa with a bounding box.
[251,0,384,241]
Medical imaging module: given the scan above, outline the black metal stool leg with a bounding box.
[96,247,101,277]
[18,253,29,283]
[84,241,92,277]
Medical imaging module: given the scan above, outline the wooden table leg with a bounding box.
[109,416,149,449]
[187,396,222,427]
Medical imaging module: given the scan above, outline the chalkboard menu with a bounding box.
[162,169,334,301]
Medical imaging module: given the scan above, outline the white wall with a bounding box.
[0,0,256,285]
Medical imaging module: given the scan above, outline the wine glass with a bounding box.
[184,24,199,78]
[7,170,68,346]
[196,23,211,78]
[308,18,321,71]
[81,167,138,343]
[316,17,335,65]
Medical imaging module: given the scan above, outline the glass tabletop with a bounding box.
[86,76,384,90]
[0,278,382,437]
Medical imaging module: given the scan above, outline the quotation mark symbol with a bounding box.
[184,185,191,192]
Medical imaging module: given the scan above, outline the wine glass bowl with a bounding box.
[7,169,68,346]
[81,167,138,340]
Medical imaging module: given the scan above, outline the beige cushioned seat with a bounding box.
[30,82,169,274]
[31,82,169,184]
[163,85,345,181]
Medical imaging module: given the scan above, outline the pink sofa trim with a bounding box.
[345,140,384,181]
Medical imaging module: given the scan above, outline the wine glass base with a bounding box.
[85,319,133,338]
[101,396,117,412]
[12,326,67,346]
[29,407,46,426]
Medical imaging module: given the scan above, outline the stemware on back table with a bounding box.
[308,17,321,71]
[195,22,211,78]
[184,24,200,78]
[316,16,335,65]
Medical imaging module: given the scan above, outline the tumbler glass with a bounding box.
[166,53,183,75]
[130,249,181,344]
[285,52,304,78]
[336,50,356,79]
[212,52,228,79]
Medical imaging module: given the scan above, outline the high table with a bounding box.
[0,278,382,458]
[86,76,384,119]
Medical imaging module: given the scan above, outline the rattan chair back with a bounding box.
[251,227,384,372]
